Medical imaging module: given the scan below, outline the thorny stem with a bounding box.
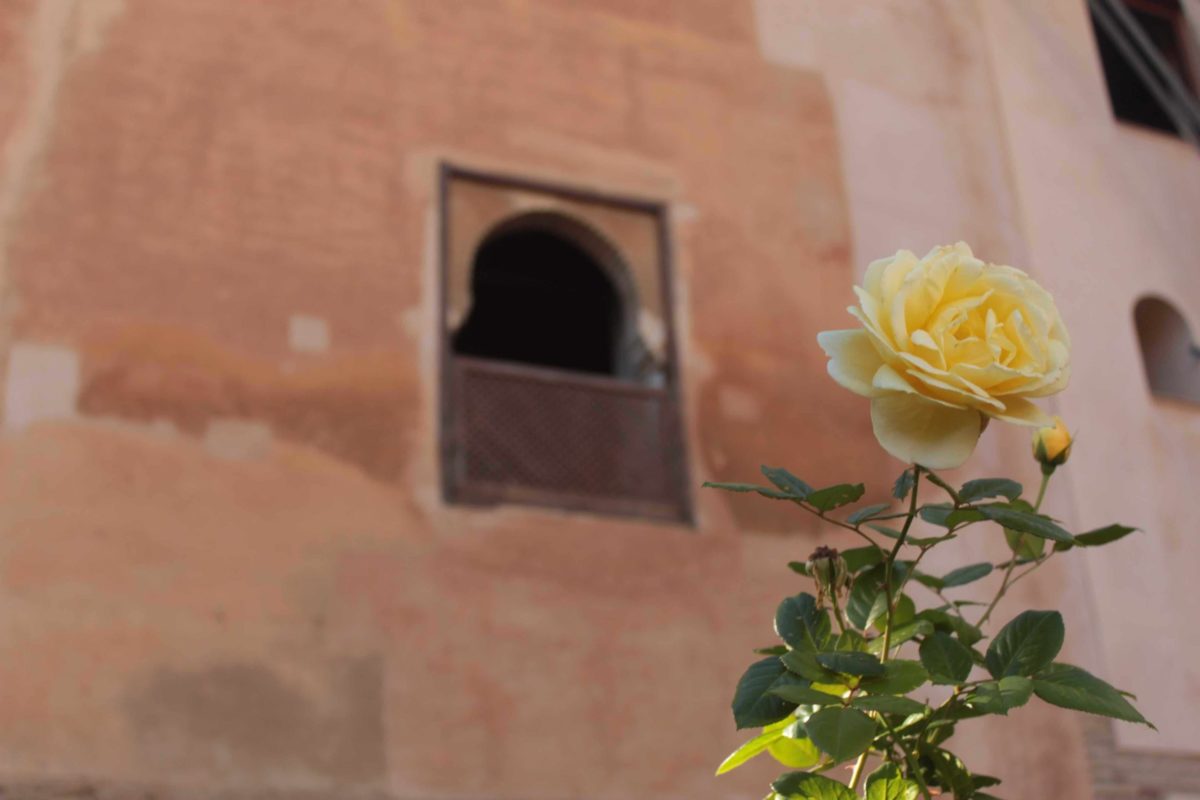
[979,471,1053,627]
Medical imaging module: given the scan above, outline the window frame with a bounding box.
[436,163,693,524]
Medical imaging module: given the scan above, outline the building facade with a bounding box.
[1,1,1199,798]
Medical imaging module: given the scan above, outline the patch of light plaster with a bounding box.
[204,418,273,461]
[717,385,762,423]
[3,341,79,431]
[288,314,331,354]
[754,0,820,69]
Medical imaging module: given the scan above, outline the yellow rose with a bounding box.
[1032,416,1072,471]
[817,243,1070,469]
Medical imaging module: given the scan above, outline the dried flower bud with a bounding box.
[1032,416,1072,474]
[806,546,848,603]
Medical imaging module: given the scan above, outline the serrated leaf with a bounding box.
[841,545,885,573]
[866,522,904,539]
[755,645,789,656]
[925,748,975,798]
[968,675,1034,714]
[769,731,822,769]
[781,648,838,683]
[865,762,920,800]
[985,610,1065,678]
[920,632,974,685]
[848,503,893,525]
[915,608,984,646]
[1074,524,1139,548]
[773,772,858,800]
[715,726,783,775]
[1032,663,1153,726]
[761,465,814,498]
[859,660,928,695]
[702,481,794,500]
[940,562,994,588]
[959,478,1023,503]
[866,620,933,656]
[893,468,915,500]
[788,560,811,576]
[769,682,844,706]
[804,706,877,763]
[852,694,927,716]
[816,651,885,677]
[776,593,832,650]
[1005,527,1047,561]
[807,483,866,512]
[732,657,798,729]
[978,504,1074,544]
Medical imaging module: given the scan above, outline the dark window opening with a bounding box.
[1091,0,1196,134]
[453,227,622,376]
[1134,295,1200,404]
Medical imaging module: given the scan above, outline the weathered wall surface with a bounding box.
[0,1,1192,799]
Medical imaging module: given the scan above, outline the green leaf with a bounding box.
[866,522,904,539]
[769,734,822,769]
[702,481,793,500]
[978,504,1074,544]
[804,706,877,763]
[1074,524,1139,548]
[911,570,945,590]
[1005,527,1047,561]
[776,593,832,650]
[851,694,927,716]
[959,478,1023,503]
[919,632,974,685]
[985,610,1065,678]
[715,725,784,775]
[859,660,928,695]
[732,657,798,729]
[816,651,885,677]
[773,772,858,800]
[848,503,893,525]
[865,763,920,800]
[893,468,915,500]
[769,682,845,706]
[847,569,885,631]
[755,645,790,656]
[807,483,867,512]
[867,620,933,656]
[925,749,975,798]
[968,675,1034,714]
[761,465,814,498]
[1032,663,1153,726]
[841,545,885,573]
[940,562,994,588]
[915,608,984,647]
[788,561,810,576]
[781,648,838,683]
[919,503,955,527]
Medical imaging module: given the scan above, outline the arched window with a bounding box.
[452,213,630,377]
[1134,295,1200,403]
[439,167,690,522]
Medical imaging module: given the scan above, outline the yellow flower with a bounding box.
[1032,416,1072,470]
[817,243,1070,469]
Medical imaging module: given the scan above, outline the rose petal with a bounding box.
[870,393,985,469]
[988,396,1053,427]
[817,329,884,397]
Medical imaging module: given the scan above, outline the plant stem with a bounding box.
[883,718,933,800]
[882,467,922,659]
[829,585,848,636]
[978,471,1052,627]
[848,750,871,792]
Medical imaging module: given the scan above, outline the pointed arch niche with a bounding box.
[1134,295,1200,404]
[437,165,691,523]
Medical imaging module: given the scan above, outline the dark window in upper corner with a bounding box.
[1090,0,1197,134]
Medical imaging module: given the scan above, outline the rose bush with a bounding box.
[817,243,1070,469]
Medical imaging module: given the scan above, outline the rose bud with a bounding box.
[807,545,848,603]
[1032,416,1073,474]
